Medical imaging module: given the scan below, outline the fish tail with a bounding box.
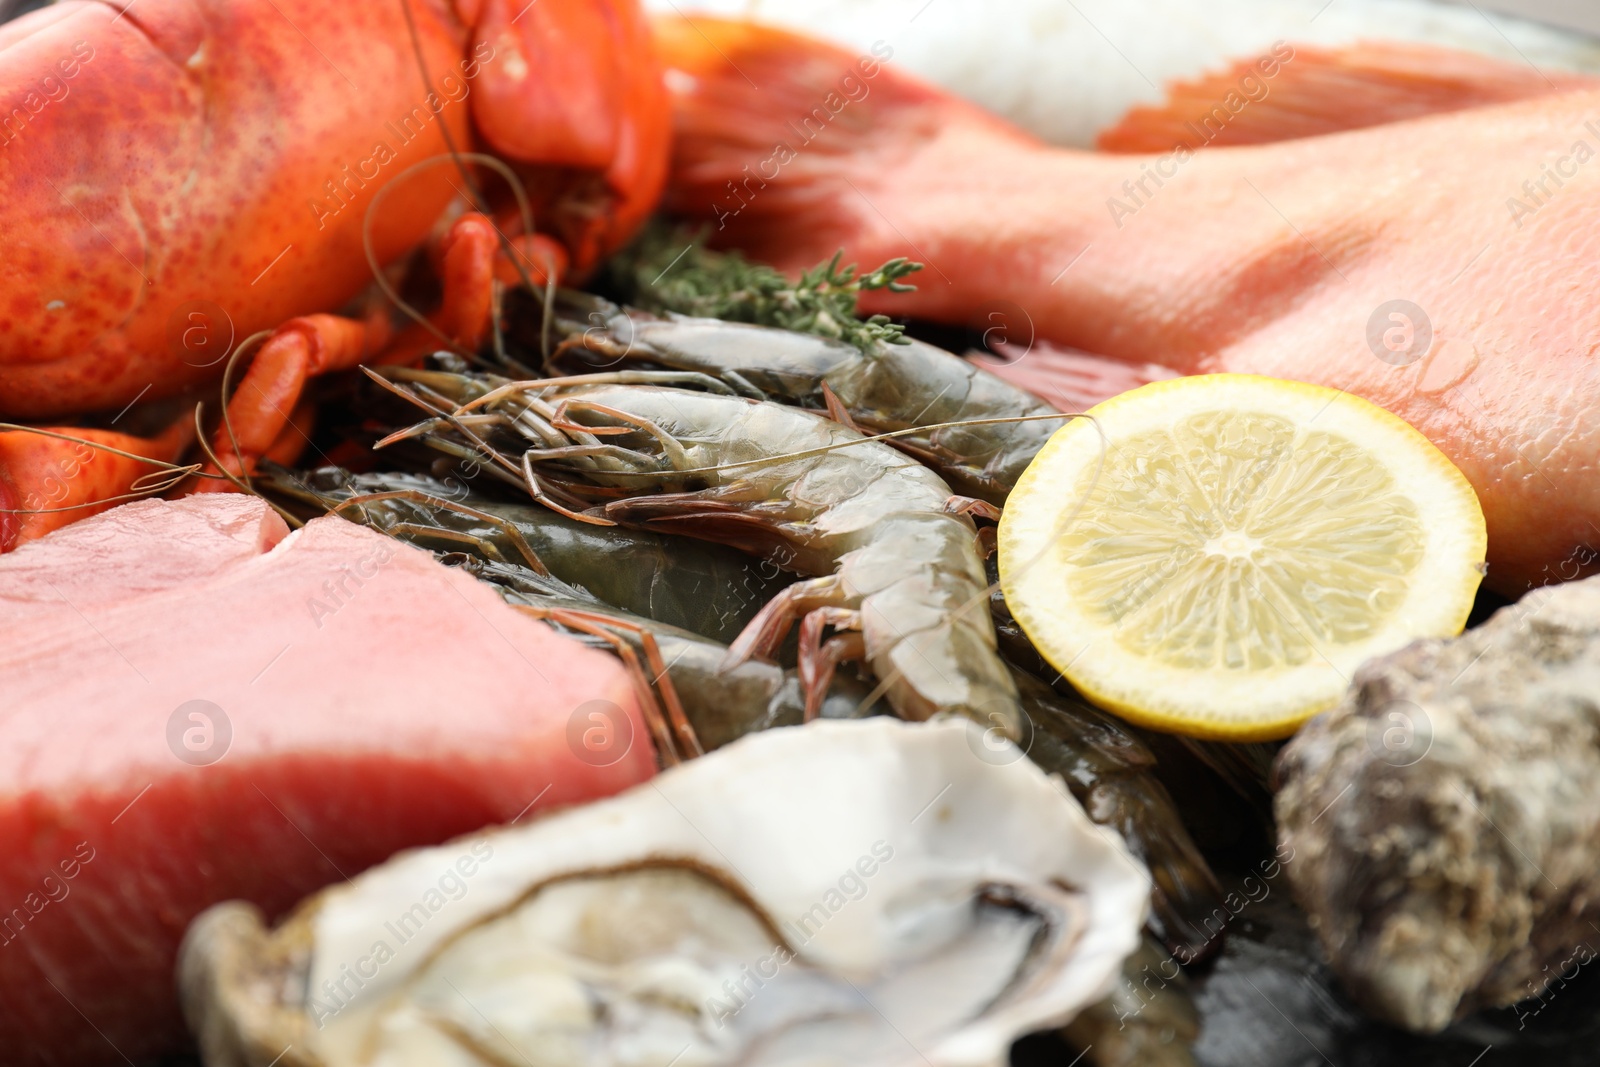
[1100,40,1596,153]
[651,15,1033,271]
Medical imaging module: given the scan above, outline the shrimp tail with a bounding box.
[1098,778,1232,962]
[1018,667,1230,962]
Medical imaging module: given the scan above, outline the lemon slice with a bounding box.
[998,374,1486,740]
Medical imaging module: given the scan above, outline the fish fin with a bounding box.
[1098,41,1593,152]
[971,342,1180,410]
[652,15,953,155]
[652,14,1031,270]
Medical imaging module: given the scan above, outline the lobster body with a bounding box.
[0,0,667,419]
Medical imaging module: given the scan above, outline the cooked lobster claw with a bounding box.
[0,0,670,535]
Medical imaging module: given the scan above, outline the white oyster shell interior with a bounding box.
[307,718,1150,1067]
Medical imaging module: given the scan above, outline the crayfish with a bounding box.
[0,0,668,551]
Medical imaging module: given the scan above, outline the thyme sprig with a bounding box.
[609,224,922,351]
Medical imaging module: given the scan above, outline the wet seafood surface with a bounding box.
[180,719,1150,1067]
[0,496,650,1064]
[1276,574,1600,1031]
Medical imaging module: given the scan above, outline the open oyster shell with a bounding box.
[180,718,1149,1066]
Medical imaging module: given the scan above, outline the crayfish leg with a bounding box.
[258,400,319,470]
[382,213,567,367]
[430,212,499,355]
[199,212,546,490]
[194,314,374,491]
[0,421,193,552]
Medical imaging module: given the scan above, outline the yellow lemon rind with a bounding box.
[997,374,1487,741]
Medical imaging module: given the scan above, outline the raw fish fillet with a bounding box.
[0,496,651,1066]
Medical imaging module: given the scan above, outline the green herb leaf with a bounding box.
[608,223,922,351]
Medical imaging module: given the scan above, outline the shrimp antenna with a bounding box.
[363,367,526,483]
[0,425,198,471]
[191,403,306,530]
[450,396,1088,478]
[397,0,490,215]
[387,373,1099,492]
[674,413,1085,478]
[0,424,212,516]
[0,470,205,516]
[396,0,563,349]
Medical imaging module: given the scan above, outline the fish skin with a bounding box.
[0,495,652,1066]
[645,0,1600,147]
[658,18,1600,592]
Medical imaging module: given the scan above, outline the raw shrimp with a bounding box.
[270,464,1221,946]
[1062,934,1201,1067]
[256,467,786,644]
[376,367,1026,739]
[270,462,1221,960]
[468,557,885,753]
[540,290,1067,504]
[1016,667,1228,963]
[259,463,883,760]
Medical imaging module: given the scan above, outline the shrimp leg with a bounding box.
[520,606,682,766]
[333,489,551,575]
[724,583,870,719]
[376,373,1026,739]
[722,575,850,665]
[474,558,887,752]
[797,607,868,722]
[511,604,704,764]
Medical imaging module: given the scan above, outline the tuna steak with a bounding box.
[0,495,652,1065]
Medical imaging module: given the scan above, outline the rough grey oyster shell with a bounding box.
[1275,575,1600,1031]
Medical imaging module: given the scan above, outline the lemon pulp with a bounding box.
[998,375,1485,740]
